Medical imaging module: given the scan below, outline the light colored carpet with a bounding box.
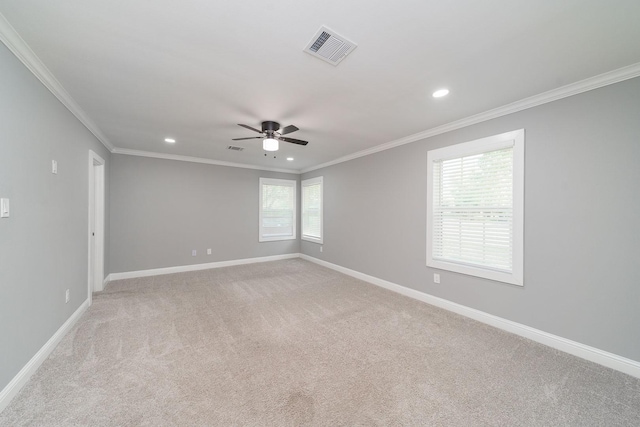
[1,259,639,426]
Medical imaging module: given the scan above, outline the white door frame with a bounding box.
[88,150,106,305]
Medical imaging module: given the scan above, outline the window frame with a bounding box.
[259,177,297,242]
[426,129,525,286]
[301,176,324,244]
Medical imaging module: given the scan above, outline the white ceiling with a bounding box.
[1,0,640,172]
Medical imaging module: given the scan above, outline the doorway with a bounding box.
[88,150,105,304]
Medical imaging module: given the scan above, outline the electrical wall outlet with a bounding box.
[192,250,197,256]
[52,160,58,174]
[320,246,323,253]
[65,289,70,303]
[434,273,440,284]
[207,248,212,255]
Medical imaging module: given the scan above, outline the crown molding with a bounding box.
[112,148,299,174]
[0,12,115,152]
[3,8,638,174]
[301,62,640,174]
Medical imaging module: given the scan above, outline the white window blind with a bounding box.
[259,178,296,242]
[302,176,323,243]
[427,129,524,286]
[433,147,513,271]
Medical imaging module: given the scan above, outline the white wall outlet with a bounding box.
[65,289,70,303]
[52,160,58,174]
[0,198,9,218]
[207,248,212,255]
[434,273,440,284]
[320,246,323,252]
[192,250,197,256]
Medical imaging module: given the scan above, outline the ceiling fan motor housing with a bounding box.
[261,121,280,134]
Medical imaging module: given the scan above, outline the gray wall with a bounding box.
[302,76,640,362]
[109,155,299,273]
[0,43,111,390]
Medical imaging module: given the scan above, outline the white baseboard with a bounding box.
[4,253,636,417]
[106,253,300,282]
[0,299,89,413]
[2,253,298,413]
[300,254,640,379]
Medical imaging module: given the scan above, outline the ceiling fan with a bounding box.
[232,121,308,151]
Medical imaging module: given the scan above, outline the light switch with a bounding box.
[52,160,58,174]
[1,198,9,218]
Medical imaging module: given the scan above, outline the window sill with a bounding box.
[427,258,523,286]
[259,236,297,242]
[302,236,323,244]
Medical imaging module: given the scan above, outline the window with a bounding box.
[302,176,323,243]
[259,178,296,242]
[427,129,524,286]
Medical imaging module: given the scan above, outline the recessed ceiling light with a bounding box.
[432,89,449,98]
[164,138,176,143]
[287,157,294,161]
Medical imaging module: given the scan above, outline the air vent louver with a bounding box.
[227,145,244,151]
[304,26,357,66]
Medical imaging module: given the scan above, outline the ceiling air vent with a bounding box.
[304,26,357,66]
[227,145,244,151]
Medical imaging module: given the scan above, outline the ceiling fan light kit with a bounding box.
[233,121,309,152]
[263,138,279,151]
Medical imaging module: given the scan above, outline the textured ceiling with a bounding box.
[1,0,640,171]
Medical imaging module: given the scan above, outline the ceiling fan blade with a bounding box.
[232,137,262,141]
[238,124,263,134]
[280,136,308,146]
[279,125,299,135]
